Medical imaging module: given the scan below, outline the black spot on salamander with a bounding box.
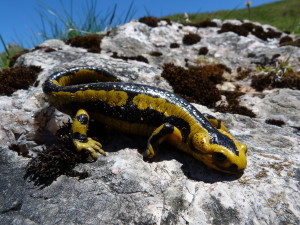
[210,132,238,155]
[72,132,88,143]
[77,114,89,124]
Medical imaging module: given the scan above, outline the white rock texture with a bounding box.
[0,19,299,224]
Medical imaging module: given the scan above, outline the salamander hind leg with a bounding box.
[144,123,183,159]
[72,109,106,159]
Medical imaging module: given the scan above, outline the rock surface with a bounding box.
[101,19,300,71]
[0,19,299,224]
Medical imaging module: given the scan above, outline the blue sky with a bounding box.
[1,0,279,52]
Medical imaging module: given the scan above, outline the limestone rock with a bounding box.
[240,89,300,127]
[0,19,299,224]
[101,20,300,71]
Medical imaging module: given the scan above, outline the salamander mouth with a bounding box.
[215,164,244,174]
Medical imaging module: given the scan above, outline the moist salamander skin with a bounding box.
[43,66,247,174]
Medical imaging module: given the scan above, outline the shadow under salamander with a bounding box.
[102,130,243,183]
[27,112,242,188]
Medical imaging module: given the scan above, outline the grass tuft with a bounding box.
[33,0,137,42]
[0,0,137,70]
[34,0,109,41]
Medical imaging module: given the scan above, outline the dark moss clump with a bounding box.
[162,64,255,117]
[279,36,293,45]
[251,73,273,91]
[272,71,300,89]
[236,68,251,80]
[149,51,163,57]
[218,23,249,37]
[170,43,180,48]
[111,52,149,63]
[138,17,172,27]
[243,23,267,40]
[265,28,282,39]
[271,54,281,61]
[9,144,31,158]
[265,119,285,127]
[139,16,159,27]
[182,33,201,45]
[66,34,101,53]
[280,37,300,48]
[187,19,218,28]
[0,66,42,96]
[245,23,282,40]
[132,55,149,63]
[215,91,256,118]
[219,22,281,41]
[44,47,56,52]
[241,23,281,41]
[200,64,231,81]
[198,47,209,55]
[25,122,89,187]
[251,71,300,91]
[32,46,56,53]
[162,64,223,107]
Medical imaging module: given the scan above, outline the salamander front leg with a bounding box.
[72,109,106,159]
[144,123,183,159]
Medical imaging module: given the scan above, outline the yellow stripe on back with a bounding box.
[54,69,118,86]
[132,94,200,133]
[48,89,128,110]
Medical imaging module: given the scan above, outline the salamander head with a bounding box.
[191,130,247,174]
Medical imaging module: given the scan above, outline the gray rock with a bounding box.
[0,19,299,224]
[101,20,300,71]
[240,89,300,127]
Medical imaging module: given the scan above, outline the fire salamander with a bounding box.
[43,66,247,174]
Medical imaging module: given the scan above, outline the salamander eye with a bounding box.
[213,152,227,162]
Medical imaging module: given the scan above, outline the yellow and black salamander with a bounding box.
[43,66,247,174]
